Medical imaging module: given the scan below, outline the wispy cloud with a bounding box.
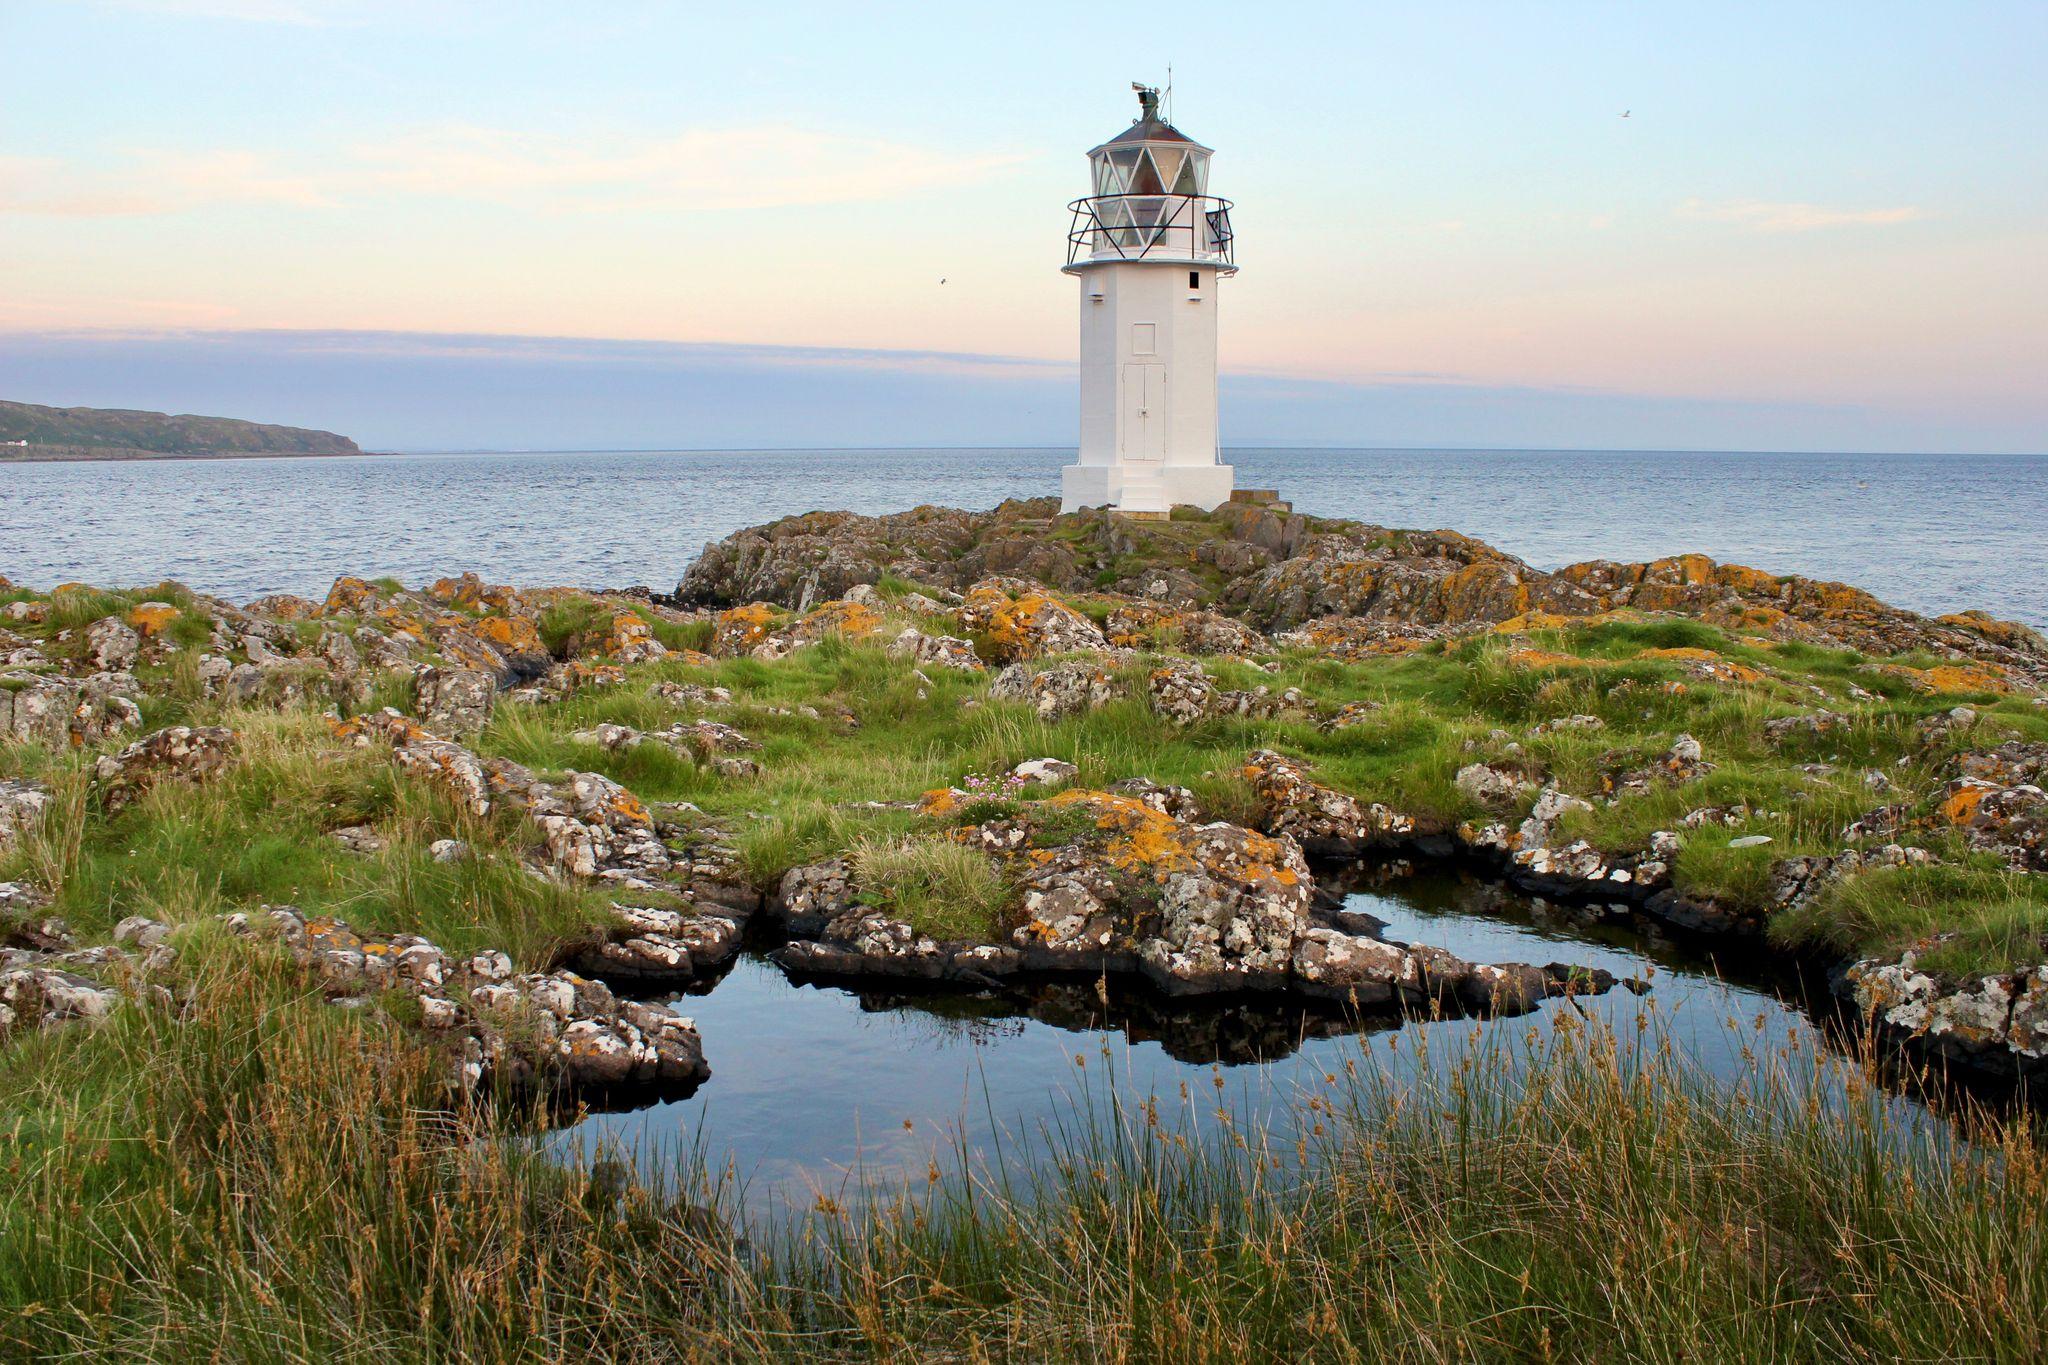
[0,125,1029,217]
[1678,198,1925,233]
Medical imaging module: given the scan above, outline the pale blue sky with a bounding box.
[3,1,2043,451]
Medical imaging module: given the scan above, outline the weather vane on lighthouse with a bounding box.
[1060,82,1237,517]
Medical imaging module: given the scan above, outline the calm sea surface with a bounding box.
[2,447,2043,628]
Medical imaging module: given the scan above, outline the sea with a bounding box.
[2,446,2044,629]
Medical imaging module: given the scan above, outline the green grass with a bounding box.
[4,999,2044,1360]
[848,832,1014,940]
[2,707,616,965]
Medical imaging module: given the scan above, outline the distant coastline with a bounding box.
[0,398,362,463]
[1,444,396,464]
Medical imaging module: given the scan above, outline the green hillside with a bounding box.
[0,399,359,458]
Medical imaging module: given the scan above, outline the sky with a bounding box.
[2,0,2043,452]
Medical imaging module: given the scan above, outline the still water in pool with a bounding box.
[549,865,1932,1208]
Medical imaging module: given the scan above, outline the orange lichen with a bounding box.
[797,599,883,641]
[714,603,779,655]
[1883,663,2014,696]
[1939,611,2043,650]
[917,788,964,817]
[986,595,1052,653]
[427,573,524,615]
[475,614,546,657]
[1942,784,1991,825]
[126,603,182,637]
[606,612,655,653]
[245,594,320,621]
[1039,789,1302,889]
[324,577,382,615]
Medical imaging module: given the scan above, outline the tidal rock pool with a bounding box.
[549,864,1939,1206]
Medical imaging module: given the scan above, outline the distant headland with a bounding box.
[0,399,363,462]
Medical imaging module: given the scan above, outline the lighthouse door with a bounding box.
[1121,363,1167,462]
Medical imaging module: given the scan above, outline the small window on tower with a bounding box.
[1189,271,1200,290]
[1131,323,1157,354]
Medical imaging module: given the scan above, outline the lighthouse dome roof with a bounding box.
[1088,87,1212,156]
[1092,115,1206,153]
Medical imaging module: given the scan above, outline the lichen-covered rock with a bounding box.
[711,603,781,657]
[1844,941,2048,1074]
[0,780,50,852]
[959,581,1107,661]
[574,903,744,983]
[1104,604,1264,655]
[1273,617,1445,660]
[1239,749,1419,857]
[775,912,1023,984]
[251,907,708,1091]
[888,626,984,672]
[1146,659,1315,728]
[1938,769,2047,872]
[770,859,858,936]
[391,735,495,817]
[1136,821,1314,992]
[650,680,735,708]
[0,964,126,1032]
[988,661,1121,720]
[84,616,140,672]
[415,665,496,736]
[531,772,672,883]
[1010,757,1078,787]
[0,672,143,749]
[1518,786,1594,847]
[1604,734,1714,795]
[1455,762,1530,808]
[126,602,183,638]
[93,726,238,812]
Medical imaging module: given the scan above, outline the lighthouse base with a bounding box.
[1060,462,1236,516]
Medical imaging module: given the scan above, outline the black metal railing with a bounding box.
[1066,193,1235,267]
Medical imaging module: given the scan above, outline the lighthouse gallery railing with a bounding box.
[1066,193,1235,267]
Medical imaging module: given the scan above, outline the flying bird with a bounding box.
[1620,110,1631,118]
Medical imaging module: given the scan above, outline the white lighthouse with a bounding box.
[1060,84,1237,515]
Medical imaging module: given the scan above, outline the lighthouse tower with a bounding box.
[1060,85,1236,515]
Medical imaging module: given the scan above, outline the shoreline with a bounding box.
[1,445,398,464]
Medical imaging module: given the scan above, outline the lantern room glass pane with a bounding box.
[1149,148,1182,193]
[1128,149,1165,195]
[1171,154,1201,196]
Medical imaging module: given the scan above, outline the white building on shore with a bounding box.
[1060,85,1237,516]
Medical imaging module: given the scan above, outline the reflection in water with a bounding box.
[552,864,1918,1205]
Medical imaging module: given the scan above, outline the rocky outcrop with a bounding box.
[93,726,238,812]
[241,907,708,1091]
[1844,941,2048,1076]
[1146,660,1314,728]
[0,780,50,852]
[1240,750,1425,858]
[958,580,1108,661]
[767,787,1612,1013]
[887,627,983,672]
[673,503,2048,682]
[415,666,496,736]
[1942,743,2048,871]
[988,661,1122,720]
[0,672,143,749]
[335,710,754,980]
